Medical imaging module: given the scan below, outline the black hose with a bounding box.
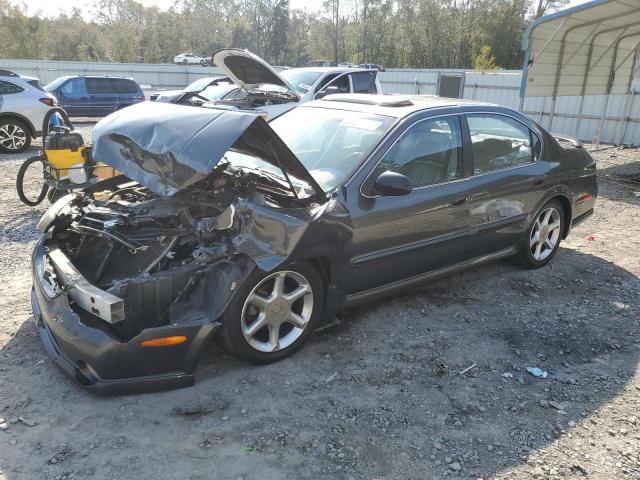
[16,155,49,206]
[42,107,73,138]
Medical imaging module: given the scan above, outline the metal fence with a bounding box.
[1,59,638,144]
[378,69,639,145]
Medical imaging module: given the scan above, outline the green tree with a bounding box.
[475,45,497,71]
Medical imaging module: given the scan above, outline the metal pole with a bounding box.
[596,94,611,147]
[618,90,635,145]
[538,97,545,124]
[574,95,586,139]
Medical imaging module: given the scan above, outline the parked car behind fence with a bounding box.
[44,76,145,117]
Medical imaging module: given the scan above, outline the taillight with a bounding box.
[39,97,56,106]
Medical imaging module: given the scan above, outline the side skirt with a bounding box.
[342,246,517,308]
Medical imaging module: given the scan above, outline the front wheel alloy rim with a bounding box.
[0,124,27,150]
[241,270,313,353]
[530,207,561,261]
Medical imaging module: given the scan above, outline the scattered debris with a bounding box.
[500,372,513,379]
[459,363,476,375]
[527,367,548,379]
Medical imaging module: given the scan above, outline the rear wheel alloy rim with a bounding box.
[530,207,561,261]
[241,270,313,353]
[0,124,27,150]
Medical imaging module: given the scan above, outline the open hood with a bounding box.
[211,48,298,98]
[92,102,323,198]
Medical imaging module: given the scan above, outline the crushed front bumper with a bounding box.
[31,239,220,396]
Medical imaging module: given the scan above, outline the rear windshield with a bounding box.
[27,79,46,92]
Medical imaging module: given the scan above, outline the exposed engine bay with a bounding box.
[45,166,321,341]
[215,87,298,108]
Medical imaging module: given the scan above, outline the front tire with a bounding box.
[516,200,564,269]
[0,118,31,153]
[219,262,324,364]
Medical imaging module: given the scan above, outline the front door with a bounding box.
[341,114,474,294]
[58,78,89,116]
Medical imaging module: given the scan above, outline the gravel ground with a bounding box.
[0,126,639,480]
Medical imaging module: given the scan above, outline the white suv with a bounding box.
[173,53,208,66]
[0,70,57,153]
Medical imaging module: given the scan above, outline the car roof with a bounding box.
[303,94,496,118]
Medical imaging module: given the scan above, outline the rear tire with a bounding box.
[515,200,564,269]
[219,262,324,364]
[0,118,31,153]
[16,155,48,206]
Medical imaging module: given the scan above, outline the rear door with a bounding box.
[87,78,118,117]
[461,112,549,258]
[58,78,89,116]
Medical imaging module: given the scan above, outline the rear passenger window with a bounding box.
[350,72,377,93]
[378,116,463,188]
[115,79,138,94]
[0,81,24,94]
[86,78,114,94]
[467,114,540,175]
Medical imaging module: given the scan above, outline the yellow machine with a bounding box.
[16,108,116,206]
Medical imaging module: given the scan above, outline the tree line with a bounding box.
[0,0,568,70]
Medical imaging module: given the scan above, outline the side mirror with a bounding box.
[316,85,340,99]
[370,171,412,197]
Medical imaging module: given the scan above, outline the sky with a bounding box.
[12,0,595,20]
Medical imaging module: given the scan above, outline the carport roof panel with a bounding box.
[520,0,640,98]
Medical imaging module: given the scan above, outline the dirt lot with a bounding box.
[0,126,639,480]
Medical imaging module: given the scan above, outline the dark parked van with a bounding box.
[44,76,144,117]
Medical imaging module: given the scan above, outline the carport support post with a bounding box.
[596,94,611,148]
[618,90,635,144]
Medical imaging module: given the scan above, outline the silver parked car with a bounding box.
[0,70,57,153]
[202,49,383,120]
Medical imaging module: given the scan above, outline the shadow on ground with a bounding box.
[1,243,638,479]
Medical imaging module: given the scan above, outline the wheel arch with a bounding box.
[0,112,36,138]
[550,194,572,239]
[533,186,573,239]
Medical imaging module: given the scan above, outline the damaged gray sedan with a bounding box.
[31,96,596,394]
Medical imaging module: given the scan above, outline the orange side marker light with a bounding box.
[140,336,188,347]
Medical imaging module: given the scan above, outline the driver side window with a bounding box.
[315,74,350,97]
[378,116,463,188]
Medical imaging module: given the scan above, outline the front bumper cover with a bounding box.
[31,239,220,396]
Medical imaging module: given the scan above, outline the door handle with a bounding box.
[531,175,547,186]
[450,196,468,207]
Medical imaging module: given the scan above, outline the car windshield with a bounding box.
[184,77,215,93]
[200,85,237,101]
[44,77,69,92]
[279,70,322,94]
[269,107,394,191]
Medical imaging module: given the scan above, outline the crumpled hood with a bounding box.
[92,102,323,197]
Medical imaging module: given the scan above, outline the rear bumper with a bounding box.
[31,239,220,395]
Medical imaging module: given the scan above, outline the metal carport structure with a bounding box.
[520,0,640,142]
